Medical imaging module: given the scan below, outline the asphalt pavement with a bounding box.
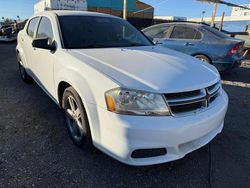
[0,43,249,187]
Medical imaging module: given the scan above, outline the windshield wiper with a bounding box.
[70,44,105,49]
[127,43,146,47]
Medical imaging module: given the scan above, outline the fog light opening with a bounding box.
[131,148,167,159]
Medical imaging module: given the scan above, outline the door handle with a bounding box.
[184,42,194,46]
[155,41,163,45]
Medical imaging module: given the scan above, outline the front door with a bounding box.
[31,16,56,98]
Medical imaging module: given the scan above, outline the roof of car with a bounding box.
[34,10,118,19]
[160,22,204,27]
[142,22,208,31]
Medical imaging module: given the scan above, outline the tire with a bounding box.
[62,87,92,148]
[17,53,32,83]
[194,54,212,64]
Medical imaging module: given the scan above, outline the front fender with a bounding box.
[55,69,96,105]
[53,50,119,144]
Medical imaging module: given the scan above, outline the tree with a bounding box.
[4,18,11,23]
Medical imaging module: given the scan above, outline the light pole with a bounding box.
[210,0,218,27]
[201,11,206,22]
[123,0,127,20]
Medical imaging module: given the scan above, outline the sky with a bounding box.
[0,0,249,20]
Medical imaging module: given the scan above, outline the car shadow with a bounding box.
[221,60,250,84]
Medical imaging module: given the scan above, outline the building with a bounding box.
[87,0,154,19]
[232,4,250,17]
[188,4,250,32]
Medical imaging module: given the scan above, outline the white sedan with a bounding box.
[16,11,228,166]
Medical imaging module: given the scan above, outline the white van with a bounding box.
[34,0,88,14]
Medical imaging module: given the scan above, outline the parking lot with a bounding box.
[0,42,249,187]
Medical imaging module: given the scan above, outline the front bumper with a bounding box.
[90,90,228,166]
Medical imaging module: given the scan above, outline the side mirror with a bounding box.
[32,38,56,51]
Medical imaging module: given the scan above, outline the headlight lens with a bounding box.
[105,88,170,116]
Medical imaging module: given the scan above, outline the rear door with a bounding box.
[162,25,202,55]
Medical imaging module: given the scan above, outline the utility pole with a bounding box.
[201,11,206,22]
[123,0,127,20]
[210,0,217,27]
[219,11,225,31]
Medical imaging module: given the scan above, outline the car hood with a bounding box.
[69,46,220,93]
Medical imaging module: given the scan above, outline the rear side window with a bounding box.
[194,31,202,39]
[144,25,170,39]
[36,17,54,40]
[203,25,229,39]
[170,26,202,40]
[27,17,40,38]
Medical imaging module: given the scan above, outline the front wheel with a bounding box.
[194,54,212,64]
[17,53,32,83]
[62,87,92,148]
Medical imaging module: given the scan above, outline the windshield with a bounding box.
[58,15,153,49]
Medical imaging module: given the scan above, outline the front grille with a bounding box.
[165,82,221,116]
[165,89,202,101]
[208,82,221,95]
[209,93,219,104]
[170,101,205,114]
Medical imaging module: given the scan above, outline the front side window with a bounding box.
[27,17,40,38]
[144,25,170,39]
[170,26,201,40]
[36,17,54,40]
[58,16,153,49]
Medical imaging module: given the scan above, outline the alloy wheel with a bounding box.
[65,96,84,142]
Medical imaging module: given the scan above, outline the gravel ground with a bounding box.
[0,43,250,188]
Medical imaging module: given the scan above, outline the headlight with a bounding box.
[105,88,170,116]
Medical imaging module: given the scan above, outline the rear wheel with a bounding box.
[194,54,212,64]
[62,87,92,148]
[17,53,32,83]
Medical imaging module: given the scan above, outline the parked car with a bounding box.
[0,25,12,38]
[142,22,244,71]
[16,11,228,166]
[0,20,26,42]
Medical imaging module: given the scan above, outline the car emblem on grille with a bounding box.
[204,88,212,108]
